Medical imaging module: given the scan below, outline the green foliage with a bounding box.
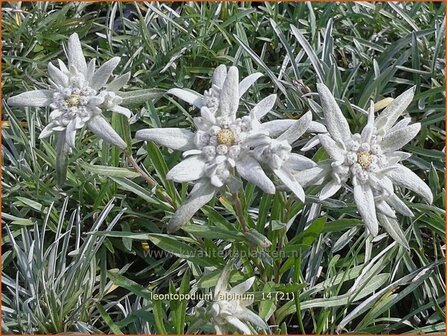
[2,199,125,333]
[2,1,445,334]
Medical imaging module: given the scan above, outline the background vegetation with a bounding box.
[2,1,445,334]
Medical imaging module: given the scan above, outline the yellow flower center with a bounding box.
[65,94,81,107]
[216,129,235,145]
[357,151,373,170]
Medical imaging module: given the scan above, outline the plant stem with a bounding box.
[124,151,175,207]
[275,227,286,283]
[125,151,157,187]
[55,131,68,186]
[294,255,306,335]
[232,192,248,232]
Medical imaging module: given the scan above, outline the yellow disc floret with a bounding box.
[65,94,81,107]
[357,151,373,170]
[217,129,235,146]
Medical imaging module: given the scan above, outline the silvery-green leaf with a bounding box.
[120,89,165,106]
[376,200,397,218]
[251,94,277,120]
[91,57,121,90]
[65,120,77,148]
[107,72,131,92]
[277,111,312,144]
[39,123,55,139]
[308,121,327,133]
[214,325,225,335]
[380,123,421,153]
[167,88,203,108]
[58,59,69,73]
[387,164,433,203]
[89,95,105,106]
[167,180,216,233]
[384,151,412,165]
[239,72,263,98]
[48,62,69,88]
[386,193,414,217]
[67,32,87,74]
[290,25,325,82]
[236,155,275,194]
[389,117,412,132]
[243,133,271,148]
[360,101,375,143]
[7,89,54,107]
[226,316,251,335]
[215,263,232,296]
[374,175,394,196]
[135,128,195,151]
[212,64,227,88]
[332,227,359,252]
[353,182,379,236]
[74,115,85,129]
[85,59,96,82]
[166,156,206,182]
[301,135,320,151]
[183,149,202,157]
[218,66,239,118]
[274,168,305,202]
[239,308,270,330]
[378,214,410,250]
[374,86,415,132]
[80,162,140,178]
[259,119,294,137]
[317,83,352,144]
[318,134,344,161]
[110,105,132,118]
[87,115,127,149]
[285,153,316,170]
[229,276,254,295]
[319,179,342,200]
[375,116,389,134]
[346,243,395,298]
[336,263,436,333]
[294,165,327,187]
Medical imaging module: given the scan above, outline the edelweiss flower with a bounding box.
[210,267,269,334]
[7,33,131,150]
[246,111,317,201]
[296,84,433,237]
[136,65,313,232]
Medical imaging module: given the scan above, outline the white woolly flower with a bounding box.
[7,33,132,150]
[295,84,433,239]
[136,65,313,232]
[248,111,318,201]
[209,267,269,334]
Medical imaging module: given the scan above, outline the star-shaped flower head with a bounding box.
[245,110,318,201]
[295,84,433,240]
[209,266,269,334]
[136,65,314,232]
[7,33,132,150]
